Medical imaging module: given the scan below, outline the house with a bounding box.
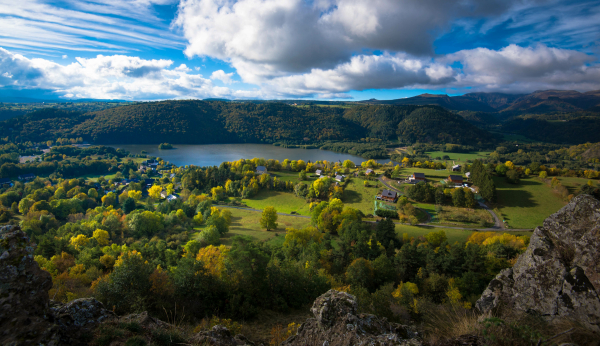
[161,190,169,199]
[315,169,322,176]
[0,178,13,187]
[448,175,464,185]
[465,172,471,179]
[256,166,268,175]
[452,164,462,172]
[365,169,374,175]
[144,179,155,188]
[166,194,178,202]
[411,172,426,181]
[379,189,398,202]
[335,175,345,182]
[18,173,35,181]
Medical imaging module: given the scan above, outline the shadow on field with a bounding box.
[498,189,537,208]
[250,190,279,201]
[343,189,362,203]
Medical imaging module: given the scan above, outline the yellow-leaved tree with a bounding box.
[93,229,109,246]
[128,190,142,201]
[148,185,162,200]
[196,245,230,278]
[260,206,278,231]
[70,234,89,249]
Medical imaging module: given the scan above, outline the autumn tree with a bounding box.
[260,206,278,231]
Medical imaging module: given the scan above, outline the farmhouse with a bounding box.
[378,189,398,202]
[365,169,374,175]
[448,175,464,185]
[452,164,462,172]
[335,175,345,182]
[315,169,322,176]
[465,172,471,179]
[411,172,426,181]
[18,173,35,181]
[256,166,268,175]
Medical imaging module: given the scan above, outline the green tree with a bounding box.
[346,258,374,290]
[452,188,465,207]
[299,170,307,181]
[123,198,136,214]
[260,206,278,231]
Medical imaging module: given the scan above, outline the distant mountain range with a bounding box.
[360,90,600,114]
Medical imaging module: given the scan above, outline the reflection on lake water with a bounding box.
[113,144,395,167]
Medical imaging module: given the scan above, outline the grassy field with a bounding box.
[342,178,383,215]
[243,190,311,215]
[555,176,594,195]
[395,224,532,244]
[493,176,566,229]
[213,207,312,246]
[425,151,492,163]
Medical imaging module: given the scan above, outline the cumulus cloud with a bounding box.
[174,0,519,83]
[0,47,264,100]
[210,70,235,84]
[445,44,600,92]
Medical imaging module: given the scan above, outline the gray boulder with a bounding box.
[476,195,600,331]
[190,325,255,346]
[282,289,421,346]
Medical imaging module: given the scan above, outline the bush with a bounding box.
[375,209,397,218]
[151,329,186,346]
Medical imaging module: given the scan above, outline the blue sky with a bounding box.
[0,0,599,101]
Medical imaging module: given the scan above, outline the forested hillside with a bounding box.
[0,101,495,146]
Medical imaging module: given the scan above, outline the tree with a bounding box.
[452,188,465,207]
[506,170,520,184]
[93,229,110,246]
[54,187,66,200]
[70,234,89,249]
[260,206,278,231]
[198,226,221,246]
[343,160,355,169]
[123,198,136,214]
[88,188,98,199]
[539,171,548,179]
[299,170,307,181]
[101,192,116,207]
[118,190,129,204]
[464,189,476,208]
[128,190,142,201]
[18,198,34,214]
[345,258,374,290]
[193,212,204,225]
[148,185,162,200]
[211,186,225,201]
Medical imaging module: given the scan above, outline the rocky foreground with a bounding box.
[476,194,600,331]
[2,195,600,345]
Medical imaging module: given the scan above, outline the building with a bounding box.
[411,172,426,181]
[166,194,178,202]
[335,175,345,182]
[452,164,462,172]
[365,169,374,175]
[0,178,13,188]
[448,175,464,185]
[144,179,155,188]
[18,173,35,181]
[465,172,471,179]
[256,166,268,175]
[379,189,398,202]
[315,169,322,176]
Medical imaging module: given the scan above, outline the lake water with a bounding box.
[114,144,394,167]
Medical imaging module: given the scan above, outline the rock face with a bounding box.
[0,225,55,345]
[476,195,600,331]
[0,225,115,345]
[282,289,421,346]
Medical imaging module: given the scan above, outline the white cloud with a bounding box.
[210,70,235,84]
[444,44,600,92]
[0,47,265,100]
[174,0,530,84]
[62,55,68,59]
[0,0,183,54]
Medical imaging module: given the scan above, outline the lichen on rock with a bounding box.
[282,289,421,346]
[476,194,600,332]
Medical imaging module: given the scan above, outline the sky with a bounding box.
[0,0,599,101]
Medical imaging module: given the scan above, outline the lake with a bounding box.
[114,144,394,167]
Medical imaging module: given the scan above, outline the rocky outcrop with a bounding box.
[190,325,256,346]
[51,298,115,344]
[0,225,55,345]
[476,195,600,331]
[0,225,115,345]
[282,289,421,346]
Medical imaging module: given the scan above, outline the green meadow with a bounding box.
[493,176,566,229]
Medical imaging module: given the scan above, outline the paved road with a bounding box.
[218,205,532,232]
